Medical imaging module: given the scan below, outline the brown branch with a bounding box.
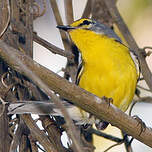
[104,0,152,92]
[49,0,70,50]
[0,41,152,148]
[9,121,25,152]
[21,114,58,152]
[33,32,74,59]
[81,0,92,18]
[91,0,113,27]
[40,116,66,152]
[143,46,152,50]
[0,104,11,152]
[129,96,152,116]
[22,64,83,151]
[19,134,30,152]
[50,0,78,83]
[29,134,39,152]
[0,41,83,152]
[24,0,33,57]
[135,96,152,104]
[122,132,133,152]
[64,0,74,24]
[137,85,151,92]
[49,0,63,25]
[88,128,122,143]
[103,141,124,152]
[8,1,64,151]
[0,0,10,38]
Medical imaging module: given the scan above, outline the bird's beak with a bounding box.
[56,25,75,31]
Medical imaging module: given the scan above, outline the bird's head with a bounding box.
[57,18,122,43]
[56,18,96,31]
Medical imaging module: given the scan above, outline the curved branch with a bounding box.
[0,0,10,38]
[0,40,152,148]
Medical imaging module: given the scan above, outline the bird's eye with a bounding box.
[82,20,92,25]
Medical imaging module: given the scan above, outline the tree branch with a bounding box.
[33,32,74,59]
[21,114,58,152]
[64,0,74,24]
[0,41,152,148]
[49,0,70,50]
[0,41,83,152]
[0,0,10,38]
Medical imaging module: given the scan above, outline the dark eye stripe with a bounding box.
[83,20,91,25]
[79,20,92,26]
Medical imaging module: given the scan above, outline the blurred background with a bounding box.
[33,0,152,151]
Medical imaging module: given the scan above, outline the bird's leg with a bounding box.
[93,96,113,130]
[101,96,113,108]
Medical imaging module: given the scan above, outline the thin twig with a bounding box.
[49,0,70,50]
[91,0,113,26]
[0,0,10,38]
[1,72,9,88]
[129,96,152,116]
[103,141,124,152]
[143,46,152,51]
[137,85,151,92]
[88,128,122,143]
[64,0,74,24]
[129,100,138,116]
[50,0,77,83]
[33,32,74,59]
[134,96,152,104]
[142,46,152,57]
[122,132,133,152]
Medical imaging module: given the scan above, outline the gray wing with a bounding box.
[90,21,122,42]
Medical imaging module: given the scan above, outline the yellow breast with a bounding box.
[69,29,138,112]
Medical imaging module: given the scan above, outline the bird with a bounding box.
[8,18,139,130]
[56,18,140,129]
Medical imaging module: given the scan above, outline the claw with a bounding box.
[132,115,146,135]
[101,96,113,108]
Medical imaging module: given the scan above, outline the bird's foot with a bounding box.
[132,115,146,135]
[101,96,113,108]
